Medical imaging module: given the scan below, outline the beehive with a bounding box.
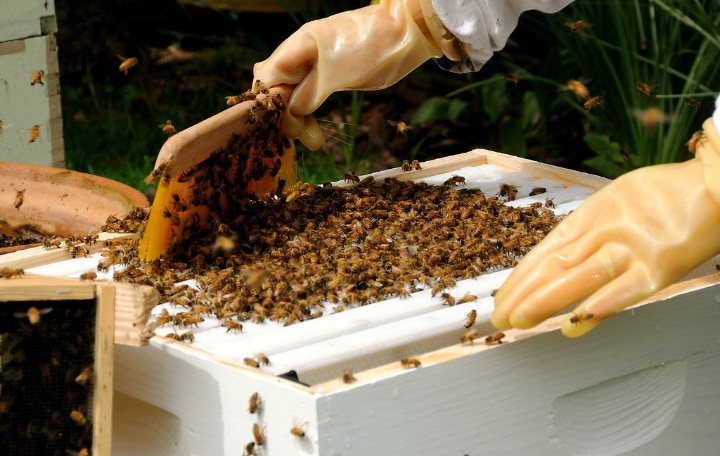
[3,150,720,454]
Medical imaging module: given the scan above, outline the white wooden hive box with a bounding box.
[3,149,720,455]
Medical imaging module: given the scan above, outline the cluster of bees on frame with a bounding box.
[0,297,96,455]
[94,163,563,352]
[503,18,706,156]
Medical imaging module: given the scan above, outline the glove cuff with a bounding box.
[696,118,720,208]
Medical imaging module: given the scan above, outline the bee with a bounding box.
[387,119,410,135]
[28,125,40,143]
[30,70,44,86]
[568,19,586,34]
[686,130,705,154]
[79,271,97,281]
[13,189,25,209]
[156,309,173,326]
[43,236,63,249]
[620,147,631,160]
[636,82,654,98]
[400,357,421,369]
[440,292,456,306]
[159,120,177,136]
[683,97,701,111]
[222,319,243,332]
[443,175,466,186]
[459,330,480,345]
[255,353,270,366]
[545,198,556,209]
[401,160,413,172]
[244,442,256,456]
[583,96,603,111]
[457,294,478,304]
[565,79,589,99]
[1,267,25,279]
[344,169,360,184]
[291,422,308,438]
[484,331,506,345]
[248,392,261,414]
[411,159,422,170]
[499,183,518,201]
[244,357,260,368]
[569,312,594,323]
[118,56,138,75]
[75,367,94,386]
[342,369,357,384]
[226,90,256,106]
[69,410,87,426]
[505,73,520,86]
[529,187,546,196]
[252,423,265,446]
[13,306,52,325]
[464,309,477,329]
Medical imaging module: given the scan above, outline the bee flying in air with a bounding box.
[159,120,177,136]
[118,56,139,75]
[636,82,654,98]
[387,119,410,135]
[28,125,40,143]
[584,96,603,111]
[568,19,587,35]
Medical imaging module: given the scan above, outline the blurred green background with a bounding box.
[56,0,719,195]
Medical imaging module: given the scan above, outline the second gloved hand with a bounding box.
[492,119,720,337]
[253,0,456,150]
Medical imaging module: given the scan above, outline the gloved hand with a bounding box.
[253,0,459,150]
[492,118,720,337]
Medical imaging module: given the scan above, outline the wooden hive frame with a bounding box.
[0,260,157,454]
[2,149,720,454]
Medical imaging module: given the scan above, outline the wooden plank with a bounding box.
[92,283,115,456]
[112,282,159,347]
[0,273,95,301]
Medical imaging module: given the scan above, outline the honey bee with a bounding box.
[79,271,97,281]
[400,357,421,369]
[342,369,357,384]
[13,306,52,324]
[457,294,477,304]
[528,187,546,196]
[583,96,603,111]
[255,353,270,366]
[682,97,701,111]
[252,423,265,446]
[248,392,261,414]
[118,56,138,75]
[440,292,456,306]
[568,19,586,34]
[443,175,466,186]
[222,319,243,332]
[69,410,87,426]
[569,312,594,323]
[484,331,506,345]
[13,189,25,209]
[43,236,63,249]
[464,309,477,329]
[402,160,413,172]
[411,159,422,170]
[544,198,556,209]
[636,82,654,98]
[686,130,705,154]
[244,442,256,456]
[565,79,589,99]
[159,120,177,136]
[290,422,309,438]
[28,125,40,143]
[1,267,25,279]
[344,169,360,183]
[226,90,256,106]
[620,147,631,160]
[459,330,480,345]
[499,183,518,201]
[75,367,94,386]
[505,73,520,86]
[244,357,260,368]
[387,119,410,135]
[30,70,44,86]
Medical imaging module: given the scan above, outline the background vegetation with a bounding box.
[56,0,719,194]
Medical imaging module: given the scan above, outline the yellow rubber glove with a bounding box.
[492,118,720,337]
[253,0,458,150]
